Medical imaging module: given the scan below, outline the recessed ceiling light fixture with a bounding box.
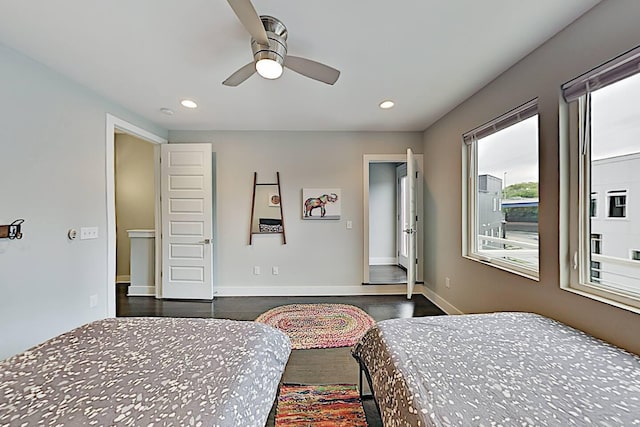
[379,100,395,109]
[180,99,198,109]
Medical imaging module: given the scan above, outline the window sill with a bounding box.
[560,284,640,315]
[463,255,540,282]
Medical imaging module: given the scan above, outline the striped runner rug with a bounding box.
[275,384,367,427]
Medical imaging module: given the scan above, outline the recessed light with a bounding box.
[379,100,395,109]
[160,107,174,116]
[180,99,198,109]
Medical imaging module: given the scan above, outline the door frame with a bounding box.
[363,153,424,284]
[106,114,167,317]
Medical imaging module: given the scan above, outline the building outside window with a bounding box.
[561,46,640,311]
[463,99,539,279]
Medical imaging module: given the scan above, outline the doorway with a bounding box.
[114,131,157,296]
[106,114,166,317]
[363,153,423,286]
[368,161,406,284]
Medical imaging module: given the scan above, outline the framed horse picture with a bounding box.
[302,188,341,220]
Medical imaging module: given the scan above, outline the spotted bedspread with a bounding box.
[353,312,640,426]
[0,317,291,426]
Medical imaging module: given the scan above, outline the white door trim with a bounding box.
[363,153,424,284]
[106,114,167,317]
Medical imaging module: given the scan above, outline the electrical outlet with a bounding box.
[253,266,261,275]
[89,294,98,308]
[445,277,451,289]
[346,220,353,229]
[272,266,279,275]
[80,227,99,240]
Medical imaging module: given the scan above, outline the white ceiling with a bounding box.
[0,0,599,132]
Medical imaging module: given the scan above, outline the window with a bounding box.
[561,45,640,312]
[591,233,602,255]
[591,234,602,283]
[463,99,539,279]
[591,261,602,283]
[590,193,597,217]
[607,191,627,218]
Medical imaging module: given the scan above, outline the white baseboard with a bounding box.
[154,282,461,315]
[127,285,155,296]
[369,257,397,265]
[213,284,410,297]
[420,284,464,315]
[116,275,131,284]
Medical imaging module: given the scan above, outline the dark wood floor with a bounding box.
[116,284,445,426]
[368,264,407,284]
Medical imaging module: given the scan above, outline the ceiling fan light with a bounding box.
[256,58,283,79]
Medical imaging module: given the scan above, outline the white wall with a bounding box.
[422,0,640,354]
[115,134,155,279]
[168,131,423,295]
[369,163,397,264]
[0,43,167,359]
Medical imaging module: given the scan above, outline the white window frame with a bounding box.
[606,190,627,219]
[560,45,640,313]
[462,99,539,280]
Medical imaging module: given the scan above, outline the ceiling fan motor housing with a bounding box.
[251,16,288,66]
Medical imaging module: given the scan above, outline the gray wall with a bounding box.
[115,134,155,279]
[0,43,167,359]
[422,0,640,354]
[169,131,423,295]
[369,163,397,264]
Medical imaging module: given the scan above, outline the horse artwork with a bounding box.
[302,188,341,220]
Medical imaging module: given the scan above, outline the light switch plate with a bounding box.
[80,227,98,240]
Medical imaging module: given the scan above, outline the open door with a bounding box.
[405,148,417,298]
[397,164,409,270]
[161,143,213,300]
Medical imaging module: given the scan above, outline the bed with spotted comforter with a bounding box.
[352,312,640,426]
[0,317,291,426]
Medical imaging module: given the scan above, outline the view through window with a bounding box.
[463,100,539,279]
[476,115,539,273]
[588,72,640,299]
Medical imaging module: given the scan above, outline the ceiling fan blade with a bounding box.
[222,62,256,86]
[226,0,269,46]
[284,56,340,85]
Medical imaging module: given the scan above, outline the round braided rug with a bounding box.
[255,303,375,350]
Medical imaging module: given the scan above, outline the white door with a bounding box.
[405,148,418,298]
[161,143,213,300]
[396,164,409,269]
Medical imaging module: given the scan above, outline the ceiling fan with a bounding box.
[223,0,340,87]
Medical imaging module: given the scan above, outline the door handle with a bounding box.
[200,238,212,244]
[403,228,415,234]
